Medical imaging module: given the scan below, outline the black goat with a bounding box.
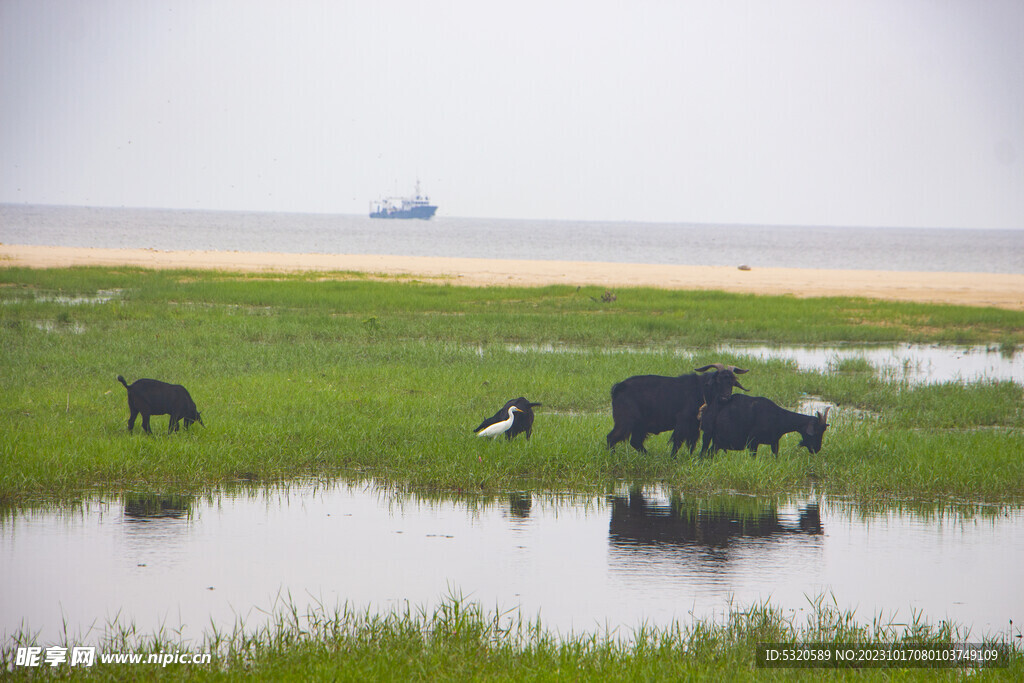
[606,364,749,456]
[117,375,203,434]
[474,397,542,440]
[699,394,829,457]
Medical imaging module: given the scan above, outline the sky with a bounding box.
[2,0,1022,229]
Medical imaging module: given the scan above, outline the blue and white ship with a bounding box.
[370,181,438,219]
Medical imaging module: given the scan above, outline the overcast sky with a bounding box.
[2,1,1022,228]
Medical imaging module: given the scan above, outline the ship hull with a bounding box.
[370,205,437,219]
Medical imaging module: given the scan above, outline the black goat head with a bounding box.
[694,363,750,394]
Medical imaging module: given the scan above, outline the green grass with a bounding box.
[4,593,1019,679]
[1,266,1022,504]
[3,593,1020,680]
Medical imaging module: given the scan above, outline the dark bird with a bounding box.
[473,397,542,440]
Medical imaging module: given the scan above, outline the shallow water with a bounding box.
[503,342,1023,386]
[721,343,1024,386]
[2,482,1020,645]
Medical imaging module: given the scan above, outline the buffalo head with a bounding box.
[800,407,830,453]
[695,363,750,402]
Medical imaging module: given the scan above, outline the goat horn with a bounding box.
[820,406,831,423]
[694,364,723,372]
[695,363,750,374]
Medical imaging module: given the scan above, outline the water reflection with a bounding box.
[608,489,822,552]
[2,480,1021,646]
[604,489,828,604]
[506,491,532,519]
[122,493,194,521]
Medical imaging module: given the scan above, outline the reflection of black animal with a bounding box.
[606,364,749,456]
[507,492,532,518]
[608,490,824,552]
[473,397,542,440]
[700,394,829,457]
[123,493,193,520]
[117,375,203,434]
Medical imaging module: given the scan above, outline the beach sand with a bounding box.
[2,244,1022,311]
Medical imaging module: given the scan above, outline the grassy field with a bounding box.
[1,266,1022,504]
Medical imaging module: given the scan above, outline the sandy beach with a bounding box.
[2,244,1022,311]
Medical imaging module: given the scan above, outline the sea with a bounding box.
[1,204,1021,273]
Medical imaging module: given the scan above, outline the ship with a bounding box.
[369,181,438,219]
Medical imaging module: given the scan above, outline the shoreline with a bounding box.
[2,244,1023,310]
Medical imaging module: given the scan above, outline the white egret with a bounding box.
[473,397,542,440]
[475,405,522,438]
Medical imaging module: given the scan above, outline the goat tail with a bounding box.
[117,375,129,389]
[529,402,542,408]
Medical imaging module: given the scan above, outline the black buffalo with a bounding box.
[117,375,203,434]
[606,364,748,456]
[699,394,829,457]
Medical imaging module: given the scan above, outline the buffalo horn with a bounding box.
[694,363,750,374]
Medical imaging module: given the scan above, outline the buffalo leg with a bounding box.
[670,429,693,457]
[672,416,700,457]
[698,431,713,458]
[606,424,629,450]
[629,431,648,454]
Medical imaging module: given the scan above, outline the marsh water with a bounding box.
[503,342,1024,386]
[2,483,1022,646]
